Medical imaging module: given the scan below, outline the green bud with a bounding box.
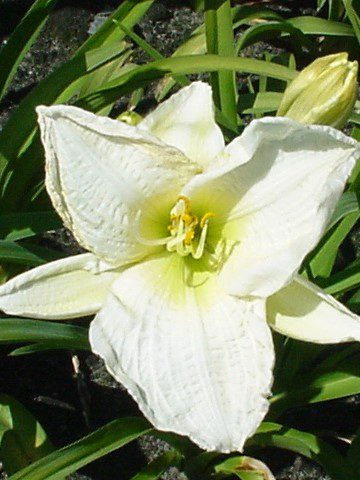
[277,53,358,128]
[117,111,143,126]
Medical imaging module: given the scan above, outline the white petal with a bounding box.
[139,82,225,168]
[0,254,118,319]
[267,275,360,344]
[89,253,274,452]
[37,105,198,266]
[183,117,360,297]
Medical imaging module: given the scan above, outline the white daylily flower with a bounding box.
[0,82,360,453]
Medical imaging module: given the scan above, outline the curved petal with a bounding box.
[37,105,198,266]
[183,117,360,297]
[89,253,274,452]
[139,82,225,168]
[0,254,118,319]
[267,275,360,344]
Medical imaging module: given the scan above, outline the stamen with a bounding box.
[166,197,216,259]
[200,212,215,229]
[193,219,210,259]
[177,195,191,209]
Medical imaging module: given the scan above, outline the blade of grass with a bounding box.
[249,423,353,480]
[114,21,163,61]
[204,0,237,130]
[9,341,89,356]
[130,451,182,480]
[0,318,89,348]
[342,0,360,43]
[0,0,59,102]
[328,0,343,20]
[319,257,360,294]
[0,211,61,241]
[77,54,297,112]
[288,16,355,36]
[0,240,65,266]
[239,91,283,115]
[0,395,54,475]
[114,20,190,89]
[9,418,152,480]
[326,191,359,232]
[77,47,133,110]
[235,20,314,56]
[309,210,360,278]
[157,5,284,101]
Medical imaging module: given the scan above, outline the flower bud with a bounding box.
[117,111,143,126]
[277,53,358,128]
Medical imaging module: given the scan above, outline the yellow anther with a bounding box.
[181,213,193,225]
[177,195,191,210]
[200,212,215,229]
[184,230,195,246]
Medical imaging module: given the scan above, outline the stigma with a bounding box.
[166,196,215,259]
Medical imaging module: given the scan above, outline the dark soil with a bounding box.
[0,1,359,479]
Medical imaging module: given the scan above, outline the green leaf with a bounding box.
[0,240,65,266]
[77,54,297,113]
[320,257,360,295]
[113,21,189,93]
[288,16,356,36]
[9,341,88,356]
[9,417,152,480]
[78,43,133,98]
[236,20,313,56]
[0,394,54,474]
[273,339,326,391]
[349,112,360,125]
[0,318,89,350]
[326,0,343,20]
[0,0,59,102]
[342,0,360,43]
[205,0,237,130]
[239,92,283,115]
[326,191,359,232]
[130,450,182,480]
[191,0,204,11]
[0,211,61,241]
[309,210,360,278]
[271,352,360,414]
[114,21,163,61]
[249,422,354,480]
[156,5,285,101]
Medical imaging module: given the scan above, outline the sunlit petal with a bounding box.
[90,253,274,452]
[267,275,360,343]
[37,105,198,266]
[183,117,360,297]
[0,254,118,319]
[139,82,225,168]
